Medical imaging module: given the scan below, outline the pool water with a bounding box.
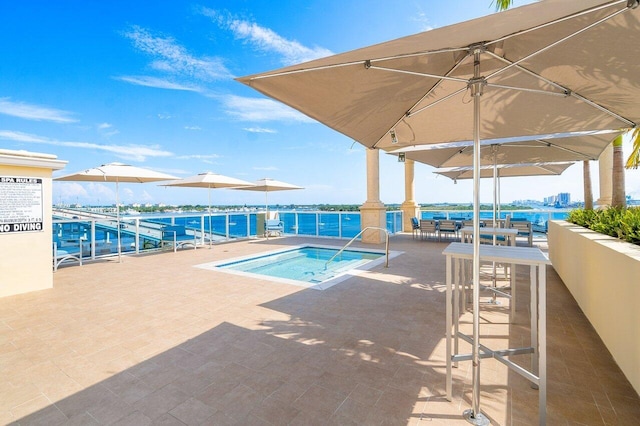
[199,245,392,289]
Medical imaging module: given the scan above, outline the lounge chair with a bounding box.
[161,225,197,252]
[265,219,284,237]
[53,241,83,271]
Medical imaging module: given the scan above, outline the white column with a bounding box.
[597,143,613,208]
[360,148,386,244]
[401,159,420,232]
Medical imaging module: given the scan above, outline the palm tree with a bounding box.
[612,135,627,208]
[583,161,593,210]
[625,128,640,169]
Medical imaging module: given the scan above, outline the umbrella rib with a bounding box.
[368,65,468,84]
[486,5,629,82]
[485,83,568,97]
[487,0,626,48]
[371,56,471,148]
[484,51,636,128]
[533,139,596,160]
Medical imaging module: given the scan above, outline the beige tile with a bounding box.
[0,235,633,425]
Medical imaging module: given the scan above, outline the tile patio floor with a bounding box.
[1,234,638,425]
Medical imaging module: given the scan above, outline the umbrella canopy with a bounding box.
[55,162,179,183]
[234,178,303,214]
[237,1,640,422]
[160,172,256,247]
[238,0,639,150]
[434,161,575,181]
[388,130,622,168]
[55,162,179,260]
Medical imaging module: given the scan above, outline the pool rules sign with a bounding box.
[0,176,44,234]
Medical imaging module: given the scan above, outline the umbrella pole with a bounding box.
[208,186,213,249]
[116,180,122,263]
[463,47,490,426]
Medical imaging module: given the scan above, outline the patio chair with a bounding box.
[437,220,458,241]
[411,217,420,239]
[510,219,533,246]
[419,220,438,241]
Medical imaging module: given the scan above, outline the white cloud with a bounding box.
[175,153,220,165]
[0,97,78,123]
[157,113,172,120]
[114,76,202,92]
[222,95,313,122]
[200,8,333,65]
[122,25,233,81]
[97,122,120,138]
[243,127,276,133]
[0,130,173,162]
[184,126,202,130]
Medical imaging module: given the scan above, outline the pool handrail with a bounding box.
[325,226,390,270]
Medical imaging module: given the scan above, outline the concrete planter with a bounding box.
[548,220,640,396]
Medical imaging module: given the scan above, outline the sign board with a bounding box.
[0,176,44,233]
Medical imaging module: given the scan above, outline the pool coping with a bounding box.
[194,243,404,290]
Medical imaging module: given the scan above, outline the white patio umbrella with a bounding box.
[234,178,303,215]
[238,1,640,422]
[55,162,179,261]
[160,172,256,247]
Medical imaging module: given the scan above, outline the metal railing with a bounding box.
[325,226,390,270]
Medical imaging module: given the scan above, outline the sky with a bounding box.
[1,0,639,208]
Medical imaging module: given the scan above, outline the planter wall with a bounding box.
[548,220,640,396]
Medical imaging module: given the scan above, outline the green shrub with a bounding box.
[567,206,640,246]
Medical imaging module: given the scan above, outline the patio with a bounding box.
[1,234,638,425]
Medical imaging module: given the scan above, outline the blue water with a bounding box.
[217,246,384,284]
[419,210,569,232]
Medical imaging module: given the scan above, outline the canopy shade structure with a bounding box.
[160,172,256,247]
[55,163,179,261]
[237,1,640,422]
[434,162,575,181]
[234,178,303,214]
[387,129,623,169]
[238,0,639,151]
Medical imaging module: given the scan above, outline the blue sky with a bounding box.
[2,0,638,207]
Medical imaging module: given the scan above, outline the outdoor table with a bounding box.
[459,226,518,246]
[443,242,550,424]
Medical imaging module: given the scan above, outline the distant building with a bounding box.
[557,193,570,206]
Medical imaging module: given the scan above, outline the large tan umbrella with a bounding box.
[435,161,575,227]
[388,130,622,169]
[55,162,179,261]
[160,172,256,247]
[238,1,640,422]
[234,178,303,215]
[434,161,575,181]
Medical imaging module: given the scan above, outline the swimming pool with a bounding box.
[197,244,401,290]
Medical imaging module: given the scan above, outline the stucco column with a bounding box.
[0,149,67,297]
[360,148,386,244]
[597,142,613,208]
[400,159,420,232]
